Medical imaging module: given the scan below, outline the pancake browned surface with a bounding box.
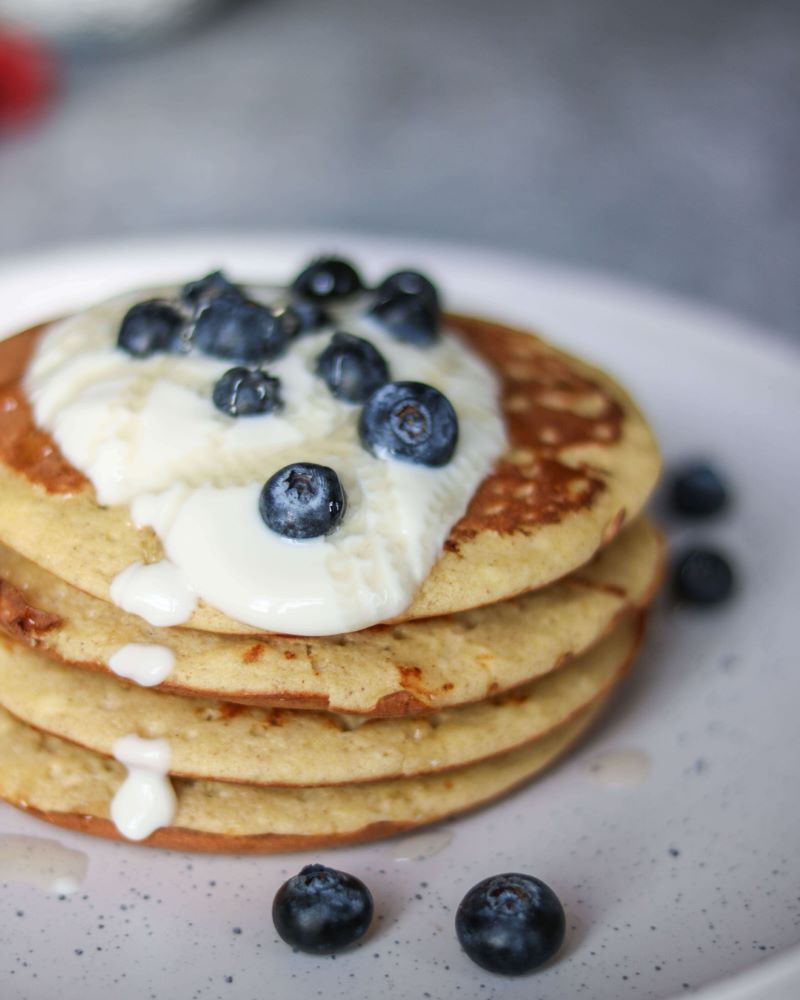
[0,518,662,714]
[0,699,604,853]
[0,616,641,786]
[0,316,661,633]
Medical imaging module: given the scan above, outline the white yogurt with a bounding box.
[109,642,175,687]
[110,735,176,841]
[109,560,197,627]
[25,286,506,635]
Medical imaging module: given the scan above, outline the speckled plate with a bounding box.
[1,234,799,1000]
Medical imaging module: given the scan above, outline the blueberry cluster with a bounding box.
[668,462,735,604]
[118,270,301,362]
[272,864,565,976]
[116,256,458,541]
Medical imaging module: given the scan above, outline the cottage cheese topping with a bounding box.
[110,735,176,841]
[25,286,506,635]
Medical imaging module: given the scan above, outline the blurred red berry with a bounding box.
[0,28,56,129]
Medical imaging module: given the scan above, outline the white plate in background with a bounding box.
[0,234,799,1000]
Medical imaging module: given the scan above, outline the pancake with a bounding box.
[0,615,641,786]
[0,314,661,633]
[0,517,663,715]
[0,698,604,853]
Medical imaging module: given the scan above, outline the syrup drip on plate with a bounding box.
[584,748,651,786]
[0,834,88,895]
[389,828,453,861]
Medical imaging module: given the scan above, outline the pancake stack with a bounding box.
[0,307,662,852]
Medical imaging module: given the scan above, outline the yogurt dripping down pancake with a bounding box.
[0,616,642,787]
[0,311,660,633]
[0,517,663,715]
[0,698,605,853]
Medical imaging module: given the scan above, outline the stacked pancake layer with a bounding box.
[0,311,662,852]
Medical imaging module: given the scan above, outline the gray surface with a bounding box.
[0,0,798,339]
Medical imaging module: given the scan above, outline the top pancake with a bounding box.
[0,313,660,632]
[0,516,662,715]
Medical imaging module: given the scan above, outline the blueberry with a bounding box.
[291,256,364,301]
[315,332,390,403]
[212,367,283,417]
[359,381,458,466]
[272,864,373,954]
[374,269,440,312]
[282,298,330,336]
[181,270,244,311]
[260,463,346,539]
[370,269,440,346]
[371,295,439,346]
[671,463,728,517]
[674,548,735,605]
[192,297,289,363]
[117,299,185,358]
[455,873,565,976]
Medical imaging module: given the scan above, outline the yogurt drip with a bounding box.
[25,287,506,635]
[109,643,175,687]
[109,560,196,628]
[111,735,176,841]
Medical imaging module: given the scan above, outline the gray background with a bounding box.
[0,0,798,339]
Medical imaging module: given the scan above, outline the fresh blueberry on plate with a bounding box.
[272,864,373,954]
[260,463,347,539]
[291,256,364,301]
[671,462,729,517]
[180,270,244,311]
[315,332,390,403]
[193,297,289,363]
[212,367,283,417]
[674,548,735,605]
[359,381,458,466]
[117,299,185,358]
[456,873,565,976]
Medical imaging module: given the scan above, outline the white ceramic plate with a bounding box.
[0,235,798,1000]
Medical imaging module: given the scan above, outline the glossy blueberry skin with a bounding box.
[291,256,364,301]
[272,864,373,954]
[359,381,458,467]
[673,548,735,605]
[282,298,330,336]
[192,296,289,363]
[371,293,439,346]
[180,270,244,311]
[315,332,390,403]
[212,367,283,417]
[117,299,185,358]
[370,269,440,346]
[456,873,565,976]
[374,269,440,312]
[260,463,346,539]
[670,463,728,517]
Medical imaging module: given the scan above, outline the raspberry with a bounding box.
[0,30,56,129]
